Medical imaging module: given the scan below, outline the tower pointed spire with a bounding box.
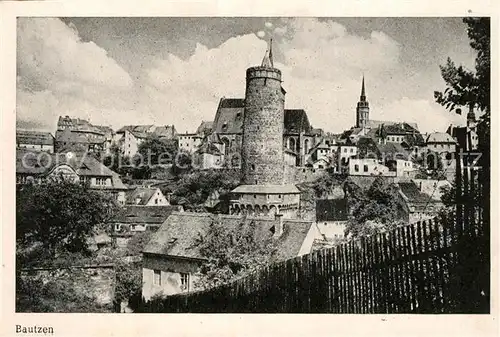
[261,38,274,68]
[360,75,366,101]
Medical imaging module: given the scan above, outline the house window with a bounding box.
[153,270,161,286]
[79,176,86,184]
[364,165,369,172]
[278,194,282,199]
[350,148,353,153]
[155,198,158,204]
[180,273,189,291]
[254,194,256,198]
[354,164,359,172]
[96,178,106,185]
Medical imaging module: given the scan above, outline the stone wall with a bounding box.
[241,67,285,185]
[19,264,115,306]
[284,166,325,184]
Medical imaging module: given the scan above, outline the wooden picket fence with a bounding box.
[139,213,488,313]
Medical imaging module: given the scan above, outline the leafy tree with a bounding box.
[125,231,154,256]
[136,135,177,166]
[16,180,119,258]
[193,219,278,290]
[344,177,407,238]
[168,169,241,211]
[114,261,143,311]
[434,17,490,121]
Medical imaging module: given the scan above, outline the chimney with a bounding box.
[274,213,284,238]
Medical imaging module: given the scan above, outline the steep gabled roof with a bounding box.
[126,187,161,205]
[426,132,457,144]
[284,109,312,134]
[213,98,245,134]
[143,212,313,262]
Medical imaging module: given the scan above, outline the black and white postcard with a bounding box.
[1,1,498,337]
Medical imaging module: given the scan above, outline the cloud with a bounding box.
[17,17,461,135]
[377,98,464,133]
[17,18,134,130]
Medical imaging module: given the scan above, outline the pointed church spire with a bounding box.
[360,75,366,101]
[261,38,274,68]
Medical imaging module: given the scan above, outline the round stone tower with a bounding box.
[241,40,285,185]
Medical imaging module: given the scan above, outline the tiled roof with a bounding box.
[57,116,105,135]
[196,121,214,134]
[16,149,117,177]
[16,130,54,146]
[126,187,159,205]
[398,182,436,204]
[116,125,155,138]
[383,122,419,135]
[111,205,182,224]
[231,184,301,194]
[154,125,177,138]
[143,212,313,261]
[219,98,245,109]
[376,142,408,159]
[213,98,312,135]
[55,129,106,144]
[426,132,456,144]
[366,120,419,131]
[316,199,348,222]
[284,109,312,134]
[213,98,245,134]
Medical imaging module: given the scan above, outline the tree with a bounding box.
[193,219,278,290]
[168,169,241,211]
[125,231,154,256]
[136,135,177,166]
[434,18,490,121]
[16,180,119,259]
[344,177,407,238]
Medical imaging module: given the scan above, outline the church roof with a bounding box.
[143,212,313,262]
[213,98,312,135]
[284,109,312,134]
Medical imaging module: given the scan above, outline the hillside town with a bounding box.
[15,17,490,315]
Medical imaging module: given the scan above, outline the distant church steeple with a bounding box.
[356,75,370,128]
[261,38,274,68]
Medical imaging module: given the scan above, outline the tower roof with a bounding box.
[261,38,274,68]
[360,75,366,101]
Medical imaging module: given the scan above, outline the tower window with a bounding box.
[251,164,255,171]
[364,165,369,172]
[354,164,359,172]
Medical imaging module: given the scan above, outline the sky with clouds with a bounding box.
[16,17,477,134]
